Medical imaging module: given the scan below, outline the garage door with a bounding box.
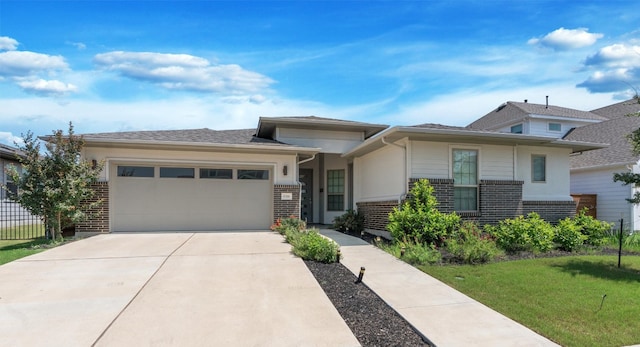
[111,164,272,232]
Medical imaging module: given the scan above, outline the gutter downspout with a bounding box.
[381,136,408,204]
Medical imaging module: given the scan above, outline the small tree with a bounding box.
[4,123,104,240]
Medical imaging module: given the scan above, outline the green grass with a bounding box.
[421,255,640,347]
[0,239,49,265]
[1,224,46,240]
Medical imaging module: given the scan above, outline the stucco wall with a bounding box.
[353,142,405,203]
[277,128,363,154]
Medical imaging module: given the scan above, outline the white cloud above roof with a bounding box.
[0,36,19,51]
[0,51,68,77]
[578,44,640,93]
[16,79,78,97]
[528,27,603,51]
[93,51,274,95]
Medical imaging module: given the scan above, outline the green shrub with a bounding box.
[554,218,587,252]
[572,209,612,247]
[332,209,364,233]
[487,212,554,253]
[378,241,442,265]
[446,222,502,264]
[271,216,306,235]
[387,179,460,246]
[284,228,339,263]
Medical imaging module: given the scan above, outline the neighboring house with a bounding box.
[564,98,640,230]
[468,99,608,137]
[0,144,22,200]
[75,115,603,235]
[470,97,640,230]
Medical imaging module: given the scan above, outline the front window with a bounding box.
[452,149,478,211]
[548,123,561,132]
[327,169,345,211]
[532,155,546,182]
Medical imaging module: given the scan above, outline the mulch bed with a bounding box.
[304,260,431,347]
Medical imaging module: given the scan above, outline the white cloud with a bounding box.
[583,44,640,69]
[17,79,78,96]
[0,51,68,77]
[0,131,24,146]
[578,44,640,93]
[0,36,18,51]
[528,27,603,51]
[93,51,274,95]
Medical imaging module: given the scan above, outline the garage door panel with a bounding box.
[112,165,272,232]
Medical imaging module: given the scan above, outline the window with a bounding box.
[117,166,154,177]
[200,168,232,179]
[532,155,546,182]
[160,167,194,178]
[238,169,269,180]
[452,149,478,211]
[510,124,523,134]
[548,123,561,132]
[327,169,345,211]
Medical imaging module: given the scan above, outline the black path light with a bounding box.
[355,266,365,284]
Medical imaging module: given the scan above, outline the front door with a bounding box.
[299,169,313,223]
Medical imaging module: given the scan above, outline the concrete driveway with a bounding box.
[0,232,360,347]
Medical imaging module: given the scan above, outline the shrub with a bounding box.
[332,209,364,234]
[554,218,587,252]
[572,209,612,247]
[487,212,554,253]
[287,229,340,263]
[271,216,306,235]
[387,179,460,246]
[446,222,502,264]
[378,241,441,266]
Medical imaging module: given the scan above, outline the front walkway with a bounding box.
[320,229,560,347]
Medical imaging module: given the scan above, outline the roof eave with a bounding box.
[82,138,321,155]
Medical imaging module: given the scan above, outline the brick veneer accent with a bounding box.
[356,200,400,232]
[76,181,109,233]
[273,184,301,222]
[522,200,576,223]
[358,178,575,235]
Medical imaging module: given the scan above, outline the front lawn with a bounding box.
[0,239,49,265]
[421,255,640,347]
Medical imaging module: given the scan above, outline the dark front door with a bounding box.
[299,169,313,223]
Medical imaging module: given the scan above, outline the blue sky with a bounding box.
[1,0,640,146]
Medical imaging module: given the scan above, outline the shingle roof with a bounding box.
[0,143,24,161]
[564,116,640,169]
[467,101,607,130]
[590,97,640,120]
[80,128,287,146]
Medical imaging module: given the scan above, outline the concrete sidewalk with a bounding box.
[321,229,560,347]
[0,232,360,347]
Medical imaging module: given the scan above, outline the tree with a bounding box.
[4,123,104,240]
[613,96,640,203]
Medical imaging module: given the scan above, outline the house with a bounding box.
[564,98,640,230]
[469,97,640,231]
[0,144,22,200]
[75,115,604,235]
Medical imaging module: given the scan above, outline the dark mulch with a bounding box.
[304,260,431,347]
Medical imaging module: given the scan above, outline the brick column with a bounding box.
[76,181,109,234]
[273,184,301,222]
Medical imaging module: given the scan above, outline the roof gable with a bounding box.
[256,116,388,139]
[468,101,607,130]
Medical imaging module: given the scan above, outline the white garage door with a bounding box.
[111,164,272,232]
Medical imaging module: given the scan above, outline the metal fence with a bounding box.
[0,200,44,240]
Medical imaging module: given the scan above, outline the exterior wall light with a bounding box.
[283,165,288,176]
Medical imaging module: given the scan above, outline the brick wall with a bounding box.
[409,178,454,213]
[356,200,399,231]
[522,200,577,223]
[273,184,301,222]
[76,181,109,233]
[478,180,523,225]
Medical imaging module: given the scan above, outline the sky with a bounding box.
[1,0,640,146]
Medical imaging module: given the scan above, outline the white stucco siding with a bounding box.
[480,145,514,180]
[571,166,636,230]
[410,141,513,181]
[84,146,298,185]
[517,146,572,201]
[410,141,449,178]
[277,128,363,154]
[353,143,405,203]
